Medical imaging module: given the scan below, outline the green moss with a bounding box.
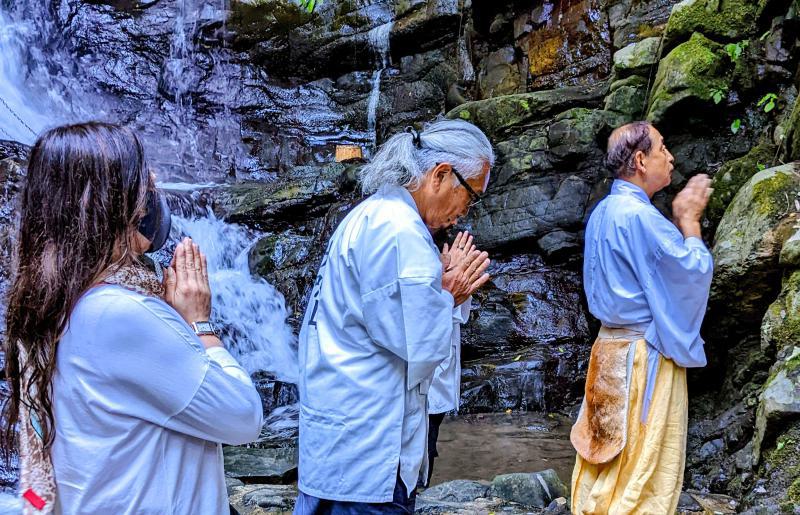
[647,33,731,124]
[708,142,778,225]
[459,110,471,120]
[664,0,763,47]
[751,170,797,217]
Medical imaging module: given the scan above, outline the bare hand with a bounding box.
[442,233,491,306]
[441,231,476,272]
[163,237,212,326]
[672,174,712,238]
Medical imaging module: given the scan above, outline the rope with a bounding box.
[0,93,37,138]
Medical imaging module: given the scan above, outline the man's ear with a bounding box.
[430,163,451,192]
[634,150,646,174]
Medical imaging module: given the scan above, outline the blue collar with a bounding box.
[610,179,651,204]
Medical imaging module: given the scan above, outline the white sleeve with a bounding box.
[358,224,454,389]
[205,346,254,386]
[92,295,264,445]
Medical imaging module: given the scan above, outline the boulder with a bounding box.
[419,479,490,502]
[489,469,568,508]
[647,32,732,126]
[228,483,297,514]
[467,174,593,250]
[214,163,351,229]
[752,345,800,463]
[445,82,608,140]
[707,142,779,226]
[223,445,298,483]
[604,75,648,119]
[663,0,772,50]
[612,37,663,77]
[710,163,800,343]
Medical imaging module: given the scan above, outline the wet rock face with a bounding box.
[459,254,591,413]
[514,0,612,91]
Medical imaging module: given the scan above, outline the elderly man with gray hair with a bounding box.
[294,119,495,514]
[571,121,714,514]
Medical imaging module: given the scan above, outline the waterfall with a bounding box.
[158,190,299,384]
[366,21,393,145]
[0,6,68,143]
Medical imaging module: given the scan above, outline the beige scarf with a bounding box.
[18,259,164,513]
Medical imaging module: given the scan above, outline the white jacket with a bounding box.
[428,299,471,414]
[297,186,454,502]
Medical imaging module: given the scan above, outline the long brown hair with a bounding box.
[2,122,150,457]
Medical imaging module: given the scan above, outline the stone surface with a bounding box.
[223,445,298,483]
[663,0,773,50]
[229,483,297,514]
[612,36,663,77]
[710,163,800,344]
[605,75,648,118]
[707,142,779,226]
[752,345,800,462]
[419,479,490,502]
[489,469,567,508]
[477,46,523,99]
[445,82,608,140]
[514,0,612,90]
[647,32,731,125]
[608,0,682,49]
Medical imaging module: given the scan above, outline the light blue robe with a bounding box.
[583,179,714,420]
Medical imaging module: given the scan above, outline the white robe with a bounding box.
[297,185,454,502]
[428,299,471,415]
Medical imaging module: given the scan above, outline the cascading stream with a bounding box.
[160,188,299,384]
[366,21,393,146]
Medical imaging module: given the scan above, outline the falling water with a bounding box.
[366,21,393,145]
[0,7,69,143]
[158,195,299,383]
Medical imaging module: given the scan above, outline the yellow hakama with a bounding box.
[571,334,688,515]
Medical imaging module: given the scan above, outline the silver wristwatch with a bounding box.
[192,321,218,337]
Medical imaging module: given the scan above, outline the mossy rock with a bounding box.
[604,75,648,119]
[707,142,778,226]
[647,32,732,125]
[663,0,768,50]
[752,345,800,464]
[445,83,608,139]
[710,163,800,340]
[547,108,627,164]
[752,423,800,510]
[612,37,662,78]
[214,163,348,228]
[762,270,800,356]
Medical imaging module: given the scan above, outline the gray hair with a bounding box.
[358,119,495,195]
[606,121,653,178]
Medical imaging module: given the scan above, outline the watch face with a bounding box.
[195,322,214,333]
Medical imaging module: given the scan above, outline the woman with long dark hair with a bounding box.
[1,122,263,514]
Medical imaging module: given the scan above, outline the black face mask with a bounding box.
[138,190,172,253]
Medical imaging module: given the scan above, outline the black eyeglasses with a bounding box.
[451,167,483,207]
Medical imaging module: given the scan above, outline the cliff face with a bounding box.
[1,0,800,508]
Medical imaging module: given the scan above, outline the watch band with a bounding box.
[192,321,218,337]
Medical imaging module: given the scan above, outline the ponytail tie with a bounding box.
[404,126,422,149]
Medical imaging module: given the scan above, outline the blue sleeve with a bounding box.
[636,212,714,367]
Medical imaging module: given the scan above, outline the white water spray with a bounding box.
[169,211,299,384]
